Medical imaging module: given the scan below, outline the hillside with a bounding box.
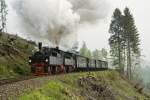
[20,71,149,100]
[0,33,149,100]
[0,32,35,79]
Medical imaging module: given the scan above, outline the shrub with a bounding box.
[13,64,25,75]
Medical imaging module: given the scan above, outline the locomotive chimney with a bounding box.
[38,42,42,51]
[56,46,59,50]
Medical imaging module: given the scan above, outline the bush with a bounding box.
[13,64,25,75]
[0,65,16,78]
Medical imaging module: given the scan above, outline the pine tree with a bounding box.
[123,7,140,79]
[101,48,108,61]
[109,8,124,73]
[87,50,92,58]
[92,49,100,60]
[109,7,141,79]
[79,42,88,57]
[79,42,93,58]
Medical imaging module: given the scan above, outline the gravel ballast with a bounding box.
[0,76,51,100]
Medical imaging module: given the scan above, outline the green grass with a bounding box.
[19,79,83,100]
[0,33,148,99]
[19,71,148,100]
[0,65,17,79]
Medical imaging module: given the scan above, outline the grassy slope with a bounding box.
[19,71,148,100]
[0,32,35,79]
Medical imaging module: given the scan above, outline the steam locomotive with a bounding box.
[29,42,108,75]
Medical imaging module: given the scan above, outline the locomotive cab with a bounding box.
[49,48,65,74]
[64,52,75,73]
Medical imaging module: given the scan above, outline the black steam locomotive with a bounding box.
[29,43,108,75]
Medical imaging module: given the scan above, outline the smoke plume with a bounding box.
[8,0,109,48]
[69,0,109,22]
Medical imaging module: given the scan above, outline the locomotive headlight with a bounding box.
[45,59,48,62]
[29,59,32,63]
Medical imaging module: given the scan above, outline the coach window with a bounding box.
[66,56,71,59]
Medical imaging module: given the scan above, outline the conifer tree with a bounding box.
[79,42,88,57]
[79,42,92,58]
[109,8,124,73]
[87,50,92,58]
[123,7,140,79]
[92,49,102,60]
[101,48,108,61]
[109,7,141,78]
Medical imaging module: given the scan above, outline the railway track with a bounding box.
[0,76,37,86]
[0,70,110,99]
[0,68,109,86]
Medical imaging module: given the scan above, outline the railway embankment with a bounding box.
[0,76,50,100]
[18,71,149,100]
[0,32,35,79]
[0,33,149,100]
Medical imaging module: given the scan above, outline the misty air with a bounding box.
[0,0,149,99]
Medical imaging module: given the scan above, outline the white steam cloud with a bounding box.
[7,0,109,48]
[70,0,109,22]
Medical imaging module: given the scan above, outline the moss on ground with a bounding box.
[19,71,149,100]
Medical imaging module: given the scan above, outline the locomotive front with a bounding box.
[29,43,49,75]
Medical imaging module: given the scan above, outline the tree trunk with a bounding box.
[127,38,132,80]
[122,46,126,75]
[118,32,122,73]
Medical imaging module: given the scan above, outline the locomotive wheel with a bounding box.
[44,66,48,73]
[48,66,51,75]
[31,66,35,73]
[57,66,63,73]
[65,66,70,73]
[66,67,69,73]
[51,66,56,74]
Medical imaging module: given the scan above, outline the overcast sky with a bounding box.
[6,0,150,62]
[78,0,150,61]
